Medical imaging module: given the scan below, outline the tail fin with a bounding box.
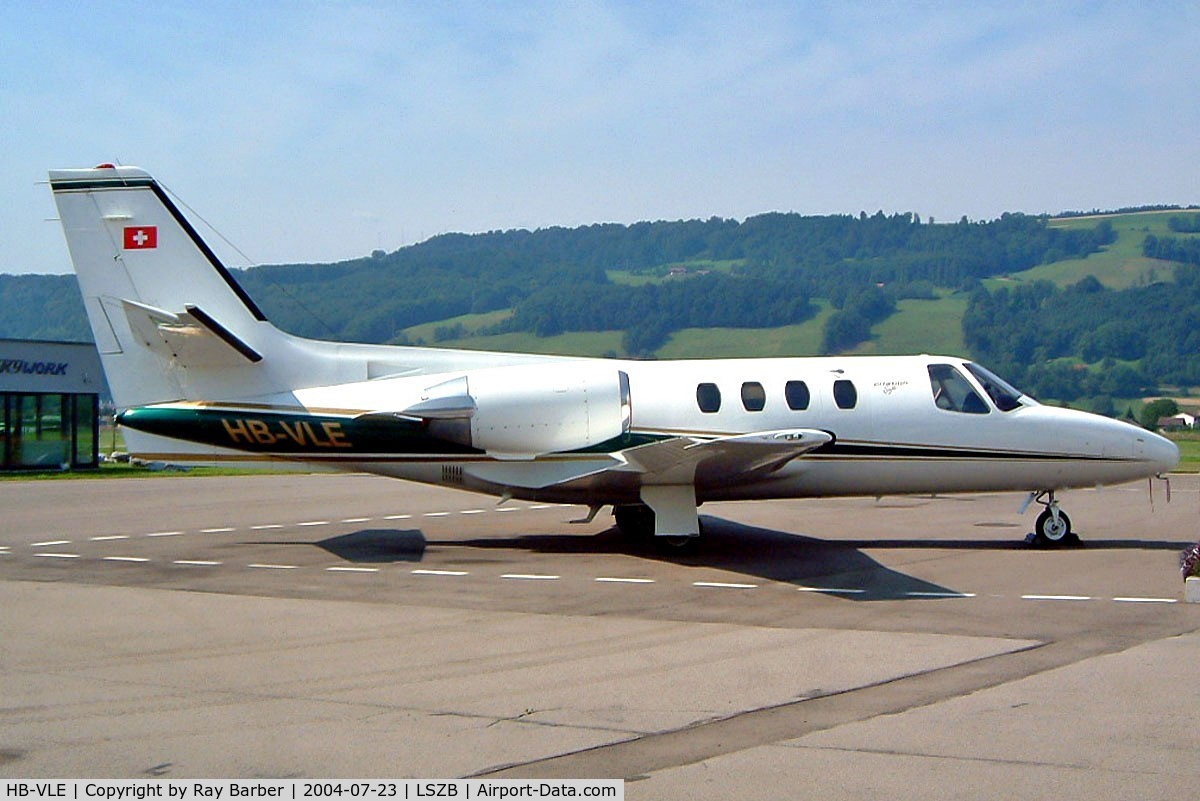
[50,165,302,408]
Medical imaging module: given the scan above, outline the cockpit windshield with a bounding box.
[964,362,1025,412]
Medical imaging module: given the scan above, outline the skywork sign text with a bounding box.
[0,359,70,376]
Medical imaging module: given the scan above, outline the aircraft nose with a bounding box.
[1139,430,1180,474]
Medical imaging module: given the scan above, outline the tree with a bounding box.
[1138,398,1179,429]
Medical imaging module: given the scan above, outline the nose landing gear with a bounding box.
[1027,490,1078,546]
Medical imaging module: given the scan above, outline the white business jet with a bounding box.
[49,165,1179,547]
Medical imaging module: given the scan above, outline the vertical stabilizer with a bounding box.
[50,165,303,408]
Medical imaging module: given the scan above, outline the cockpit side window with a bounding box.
[928,364,989,414]
[964,362,1024,412]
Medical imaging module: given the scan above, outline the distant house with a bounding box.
[667,266,688,277]
[1157,413,1196,430]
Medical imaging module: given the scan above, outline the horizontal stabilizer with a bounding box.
[120,299,262,367]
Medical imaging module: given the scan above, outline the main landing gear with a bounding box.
[1027,490,1078,547]
[613,504,700,551]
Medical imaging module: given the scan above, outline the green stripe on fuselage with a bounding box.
[117,406,481,456]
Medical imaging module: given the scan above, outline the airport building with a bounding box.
[0,338,104,470]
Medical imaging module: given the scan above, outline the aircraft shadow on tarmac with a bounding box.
[304,517,1105,601]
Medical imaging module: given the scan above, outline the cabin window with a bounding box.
[696,383,721,413]
[965,362,1023,412]
[785,380,810,411]
[928,364,989,414]
[833,380,857,409]
[741,382,766,412]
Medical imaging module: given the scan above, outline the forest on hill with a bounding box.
[3,209,1200,409]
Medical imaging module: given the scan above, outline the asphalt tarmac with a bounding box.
[2,472,1198,799]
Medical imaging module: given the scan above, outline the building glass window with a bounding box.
[0,392,98,470]
[741,382,766,412]
[73,395,99,467]
[696,383,721,413]
[785,380,810,410]
[833,380,858,410]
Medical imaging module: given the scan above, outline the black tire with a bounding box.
[655,533,701,553]
[614,504,655,539]
[1035,508,1075,544]
[614,505,702,552]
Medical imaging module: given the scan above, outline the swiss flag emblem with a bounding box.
[123,226,158,249]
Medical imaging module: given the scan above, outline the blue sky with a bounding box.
[4,1,1198,274]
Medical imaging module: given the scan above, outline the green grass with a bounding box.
[1167,432,1200,473]
[432,329,625,357]
[0,462,295,480]
[994,210,1200,290]
[606,259,743,286]
[656,302,835,359]
[851,293,968,357]
[400,308,512,344]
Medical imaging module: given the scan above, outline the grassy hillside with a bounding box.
[431,329,625,357]
[401,308,512,344]
[1001,211,1194,289]
[397,211,1182,360]
[850,293,969,357]
[657,302,835,358]
[606,259,742,286]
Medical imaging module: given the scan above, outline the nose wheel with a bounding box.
[1029,491,1078,546]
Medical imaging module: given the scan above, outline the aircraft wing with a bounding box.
[616,428,833,484]
[460,429,831,491]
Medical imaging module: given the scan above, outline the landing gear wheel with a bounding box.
[1034,508,1076,545]
[614,504,655,540]
[657,535,699,552]
[613,504,702,553]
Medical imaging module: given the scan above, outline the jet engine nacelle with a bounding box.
[407,364,632,459]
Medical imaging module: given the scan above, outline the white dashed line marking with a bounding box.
[297,521,330,527]
[340,517,370,524]
[460,509,486,515]
[1112,596,1178,604]
[14,529,1186,606]
[795,586,867,594]
[495,507,519,513]
[384,514,411,520]
[904,591,977,598]
[528,504,556,510]
[424,512,450,518]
